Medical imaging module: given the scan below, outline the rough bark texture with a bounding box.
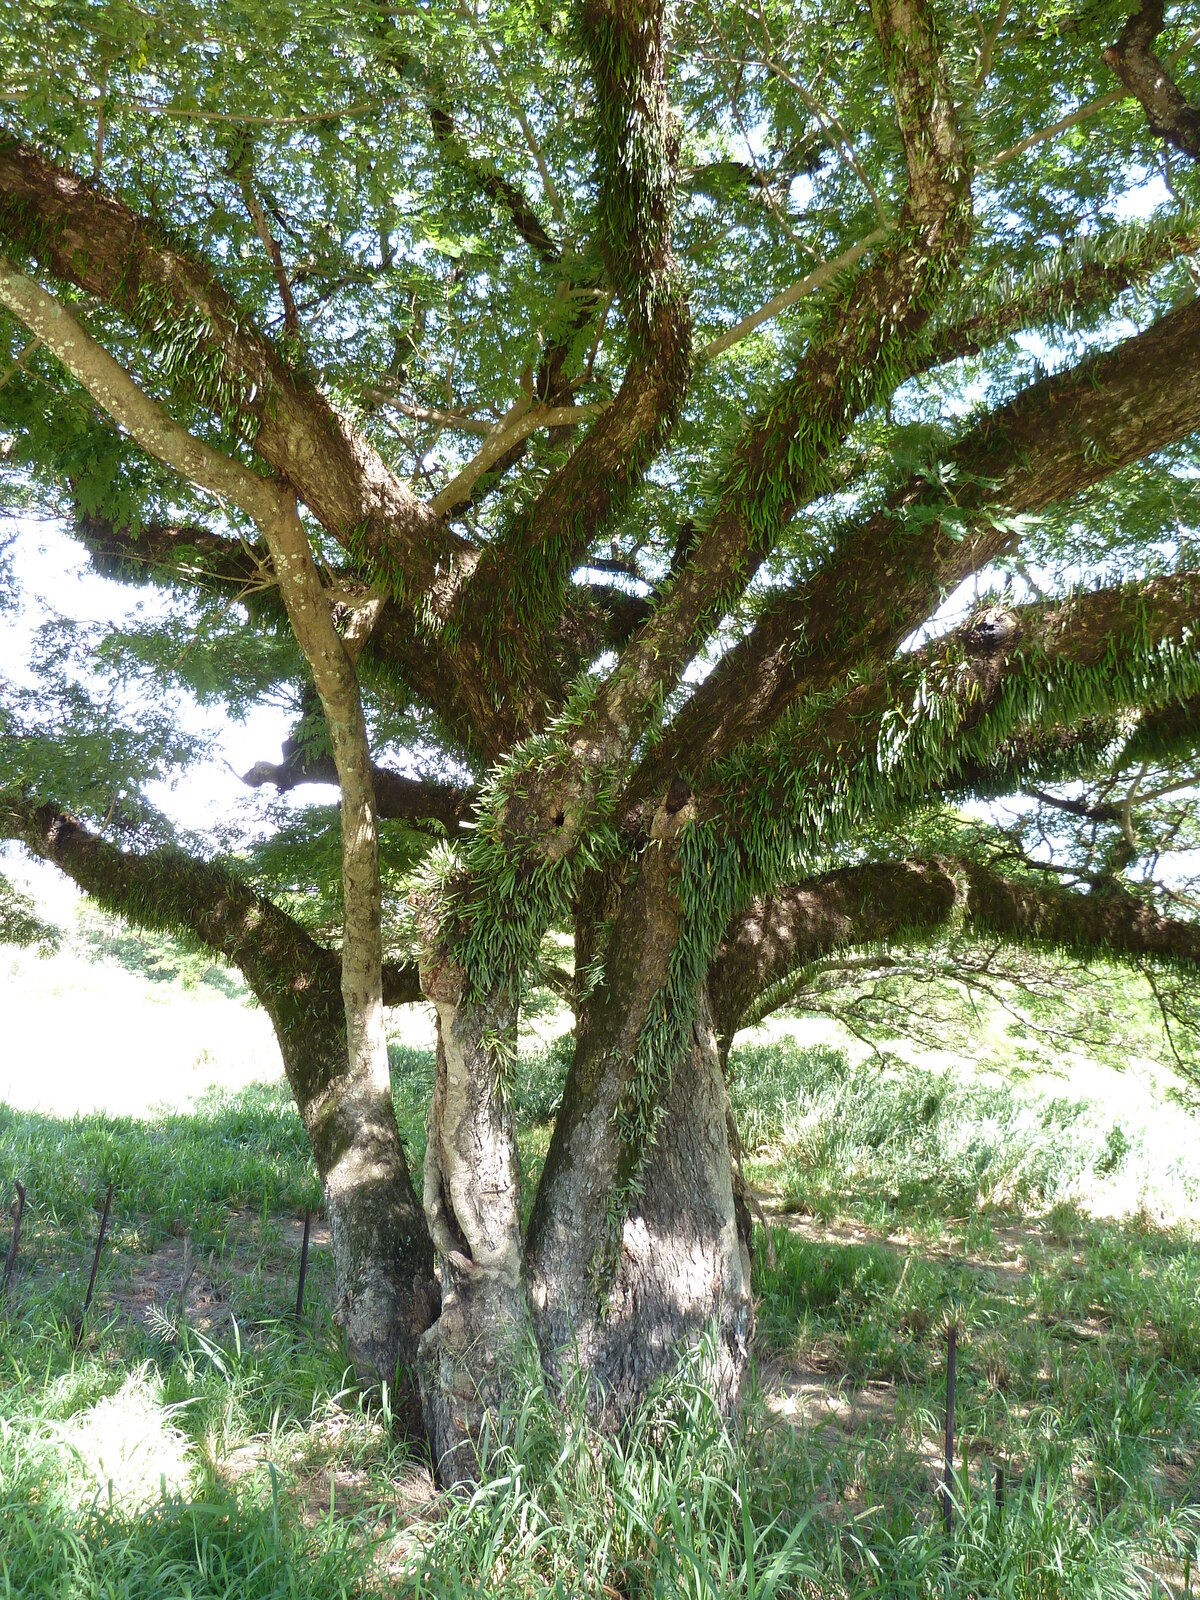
[1105,0,1200,161]
[527,821,750,1420]
[580,986,753,1418]
[633,289,1200,801]
[528,819,689,1371]
[274,1008,438,1426]
[417,957,529,1483]
[529,984,753,1424]
[711,855,1200,1041]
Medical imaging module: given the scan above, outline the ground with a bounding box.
[1,873,1198,1596]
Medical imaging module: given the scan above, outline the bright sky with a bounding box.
[1,508,319,837]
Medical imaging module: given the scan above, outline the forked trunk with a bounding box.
[415,841,753,1481]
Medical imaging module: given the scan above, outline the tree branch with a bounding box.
[634,286,1200,803]
[0,140,467,596]
[239,176,302,335]
[694,575,1200,869]
[0,791,342,1018]
[0,253,398,1110]
[243,743,475,833]
[74,508,273,590]
[923,216,1200,371]
[697,228,891,361]
[982,90,1127,171]
[1105,0,1200,161]
[427,103,563,263]
[430,397,606,518]
[709,854,1200,1039]
[449,0,693,715]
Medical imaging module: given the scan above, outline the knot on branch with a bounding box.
[966,604,1020,654]
[419,955,467,1006]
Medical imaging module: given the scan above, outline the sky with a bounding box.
[1,508,317,836]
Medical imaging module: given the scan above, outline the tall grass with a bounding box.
[728,1039,1200,1228]
[0,1023,1197,1597]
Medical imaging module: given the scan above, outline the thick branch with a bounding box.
[480,0,973,865]
[243,743,474,833]
[0,253,393,1131]
[709,854,1200,1038]
[696,575,1200,857]
[450,0,692,722]
[0,792,342,1029]
[76,509,272,589]
[923,217,1200,371]
[0,141,468,598]
[1105,0,1200,160]
[636,286,1200,802]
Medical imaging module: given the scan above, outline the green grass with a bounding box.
[1,1014,1198,1596]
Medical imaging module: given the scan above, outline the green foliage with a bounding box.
[3,0,1200,1502]
[0,1454,373,1600]
[403,1343,821,1598]
[610,602,1200,1211]
[1,1020,1198,1596]
[0,868,59,951]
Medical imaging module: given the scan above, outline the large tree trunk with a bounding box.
[415,850,753,1479]
[569,984,753,1417]
[526,842,752,1422]
[416,955,531,1484]
[256,986,438,1428]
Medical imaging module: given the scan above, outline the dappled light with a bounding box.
[3,0,1200,1584]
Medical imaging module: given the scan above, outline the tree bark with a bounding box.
[1105,0,1200,161]
[527,978,752,1420]
[577,985,753,1419]
[270,1005,438,1424]
[417,954,530,1484]
[527,832,751,1422]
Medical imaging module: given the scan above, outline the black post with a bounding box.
[295,1209,312,1319]
[941,1321,957,1538]
[1,1180,27,1296]
[76,1182,115,1339]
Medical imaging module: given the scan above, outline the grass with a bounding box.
[1,947,1199,1595]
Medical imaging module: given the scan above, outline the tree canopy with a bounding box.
[3,0,1200,1470]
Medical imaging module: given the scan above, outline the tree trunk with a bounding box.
[267,995,438,1428]
[581,985,753,1416]
[416,956,531,1483]
[0,795,439,1416]
[528,973,752,1424]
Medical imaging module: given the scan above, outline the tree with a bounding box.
[2,0,1200,1478]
